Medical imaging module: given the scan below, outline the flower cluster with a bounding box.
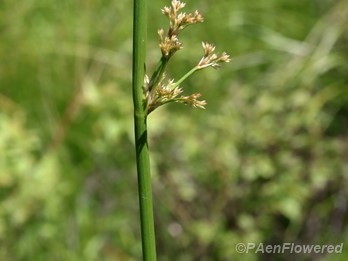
[145,74,206,114]
[198,42,231,69]
[158,29,182,58]
[162,1,203,35]
[159,0,203,58]
[177,93,207,109]
[145,0,230,115]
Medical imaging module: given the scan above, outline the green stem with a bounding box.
[172,66,199,88]
[148,56,169,92]
[132,0,157,260]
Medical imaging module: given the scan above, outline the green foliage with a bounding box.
[1,0,348,260]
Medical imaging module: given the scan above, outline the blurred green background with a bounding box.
[1,0,348,260]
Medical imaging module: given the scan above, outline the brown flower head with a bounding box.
[159,0,204,58]
[198,42,231,69]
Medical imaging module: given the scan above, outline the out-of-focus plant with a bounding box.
[1,0,348,260]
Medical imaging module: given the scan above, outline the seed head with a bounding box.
[158,29,183,57]
[159,1,204,59]
[178,93,207,109]
[145,1,230,114]
[147,76,186,113]
[198,42,231,69]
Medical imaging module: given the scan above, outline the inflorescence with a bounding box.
[145,0,230,114]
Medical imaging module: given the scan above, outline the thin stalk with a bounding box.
[132,0,157,260]
[145,56,169,112]
[147,56,169,92]
[172,66,199,88]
